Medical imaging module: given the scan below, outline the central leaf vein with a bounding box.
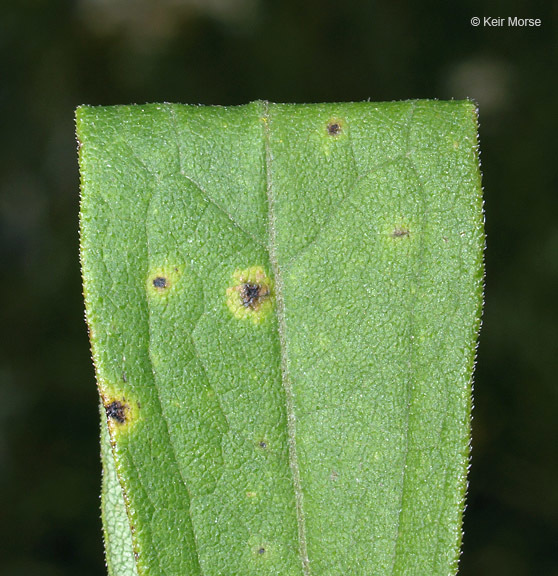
[262,101,310,576]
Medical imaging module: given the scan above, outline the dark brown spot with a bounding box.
[327,122,342,136]
[105,400,127,424]
[152,276,167,289]
[240,283,269,310]
[391,227,410,238]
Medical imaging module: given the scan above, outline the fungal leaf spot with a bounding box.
[327,122,341,136]
[252,543,268,558]
[248,535,275,562]
[152,276,167,289]
[105,399,128,424]
[325,117,346,137]
[146,264,183,299]
[226,266,273,324]
[241,283,268,309]
[250,541,275,562]
[102,392,140,431]
[391,227,410,238]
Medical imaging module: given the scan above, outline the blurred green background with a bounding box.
[1,0,556,574]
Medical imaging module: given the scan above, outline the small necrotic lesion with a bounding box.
[326,117,345,137]
[105,399,128,424]
[327,122,341,135]
[391,227,410,238]
[146,264,183,298]
[103,392,139,430]
[240,283,270,310]
[152,276,167,289]
[226,266,274,323]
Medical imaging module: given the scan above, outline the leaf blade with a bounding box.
[78,100,483,576]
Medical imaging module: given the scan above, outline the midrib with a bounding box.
[261,101,310,576]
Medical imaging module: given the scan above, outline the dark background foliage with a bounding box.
[1,1,556,574]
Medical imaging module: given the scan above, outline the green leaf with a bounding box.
[78,100,483,576]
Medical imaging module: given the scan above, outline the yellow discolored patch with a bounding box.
[146,264,184,299]
[102,392,140,433]
[325,117,346,137]
[321,117,348,156]
[248,538,275,562]
[226,266,274,324]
